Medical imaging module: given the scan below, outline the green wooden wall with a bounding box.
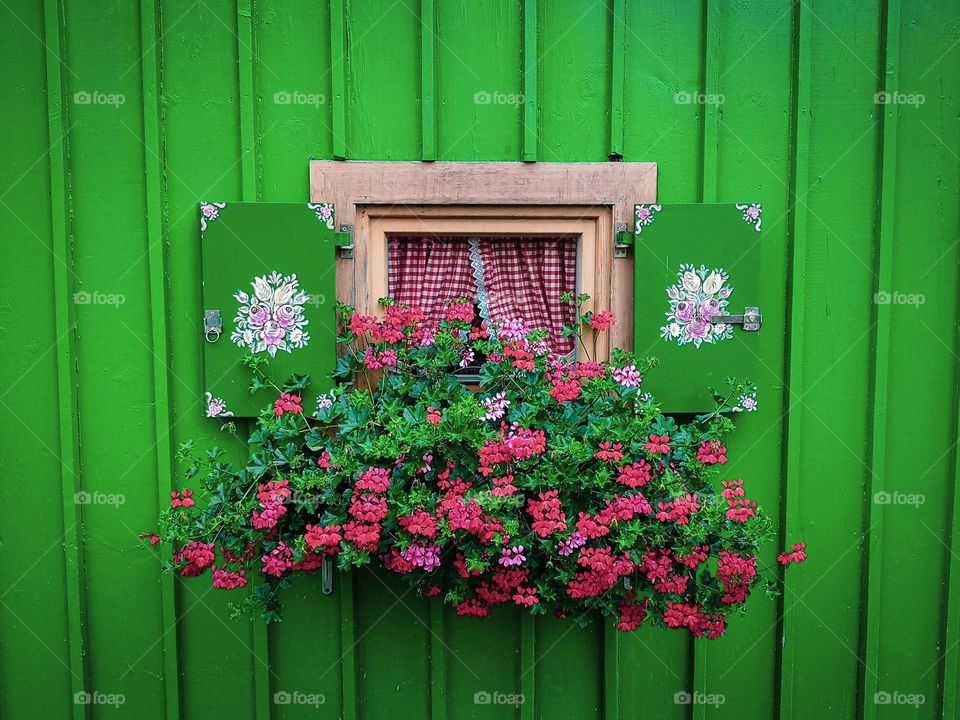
[1,0,958,718]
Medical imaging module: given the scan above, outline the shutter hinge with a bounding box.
[337,224,354,259]
[614,223,631,258]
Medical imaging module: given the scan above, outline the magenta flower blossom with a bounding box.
[613,365,642,387]
[499,545,526,567]
[498,318,530,342]
[556,532,586,557]
[481,392,510,421]
[401,543,442,571]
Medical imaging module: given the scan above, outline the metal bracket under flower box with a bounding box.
[322,556,334,594]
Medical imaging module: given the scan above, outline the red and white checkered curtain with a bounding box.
[388,236,577,355]
[478,238,577,355]
[388,237,477,325]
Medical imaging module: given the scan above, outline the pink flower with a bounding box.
[400,543,442,571]
[426,406,442,424]
[587,310,616,331]
[644,434,671,454]
[273,393,303,417]
[170,489,196,508]
[175,542,215,576]
[697,440,728,465]
[778,542,807,566]
[140,532,161,546]
[594,442,624,463]
[499,545,526,567]
[212,565,247,590]
[617,461,652,488]
[513,587,539,607]
[444,302,475,324]
[261,542,293,577]
[612,364,642,387]
[549,378,582,403]
[556,531,586,556]
[655,494,700,525]
[481,392,510,421]
[305,524,343,554]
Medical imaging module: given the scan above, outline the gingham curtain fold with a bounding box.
[478,237,577,355]
[387,237,477,325]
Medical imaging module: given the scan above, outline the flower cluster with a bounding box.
[156,295,804,637]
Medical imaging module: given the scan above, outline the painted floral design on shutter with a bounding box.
[735,203,762,231]
[199,201,226,231]
[205,392,234,417]
[661,264,734,348]
[634,204,662,234]
[231,272,311,356]
[307,202,336,230]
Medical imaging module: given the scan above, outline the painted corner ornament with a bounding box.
[205,392,234,418]
[635,204,663,234]
[735,203,762,231]
[199,201,226,232]
[307,202,336,230]
[661,264,734,348]
[231,272,311,356]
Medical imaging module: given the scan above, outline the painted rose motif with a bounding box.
[307,202,336,230]
[200,201,226,232]
[634,204,662,234]
[231,272,311,357]
[661,264,734,348]
[732,385,759,413]
[205,392,233,418]
[735,203,762,232]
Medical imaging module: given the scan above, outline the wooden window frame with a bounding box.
[309,161,658,352]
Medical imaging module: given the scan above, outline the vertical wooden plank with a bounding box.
[777,0,812,716]
[420,0,436,161]
[608,0,625,159]
[944,308,960,720]
[0,1,76,715]
[519,615,535,720]
[603,624,620,720]
[429,599,446,720]
[330,0,348,159]
[699,0,721,203]
[236,4,272,718]
[346,1,420,160]
[434,0,523,161]
[621,4,702,716]
[42,1,89,717]
[340,574,358,720]
[691,4,721,716]
[160,1,257,716]
[238,0,259,198]
[859,1,899,717]
[140,1,181,718]
[522,0,537,161]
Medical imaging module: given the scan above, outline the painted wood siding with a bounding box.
[0,0,958,718]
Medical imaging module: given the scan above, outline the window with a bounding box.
[387,235,578,356]
[309,160,659,359]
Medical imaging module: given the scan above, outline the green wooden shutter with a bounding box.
[199,201,343,418]
[632,202,766,412]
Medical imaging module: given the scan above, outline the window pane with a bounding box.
[388,235,578,356]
